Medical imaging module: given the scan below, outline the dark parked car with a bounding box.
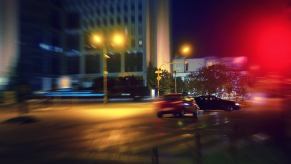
[155,93,199,118]
[194,96,240,111]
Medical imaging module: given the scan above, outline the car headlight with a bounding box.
[235,103,240,106]
[183,103,190,106]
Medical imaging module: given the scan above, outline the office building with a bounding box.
[62,0,172,88]
[0,0,172,91]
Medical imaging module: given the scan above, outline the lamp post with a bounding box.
[180,44,192,72]
[174,71,177,93]
[90,31,126,103]
[155,44,193,96]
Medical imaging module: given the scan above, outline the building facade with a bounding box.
[173,56,248,80]
[18,0,65,90]
[0,0,19,90]
[62,0,171,88]
[0,0,172,91]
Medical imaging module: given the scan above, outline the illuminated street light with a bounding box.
[180,44,193,57]
[91,33,103,47]
[111,32,125,48]
[90,31,126,103]
[155,43,195,96]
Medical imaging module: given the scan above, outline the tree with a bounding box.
[159,70,174,95]
[186,64,248,98]
[146,62,157,90]
[146,62,174,95]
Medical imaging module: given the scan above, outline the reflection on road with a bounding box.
[0,101,290,164]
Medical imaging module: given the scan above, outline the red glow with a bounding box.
[250,16,290,72]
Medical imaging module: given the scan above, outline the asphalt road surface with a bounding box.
[0,100,290,164]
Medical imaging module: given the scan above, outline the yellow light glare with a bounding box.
[180,44,192,57]
[91,33,103,46]
[112,33,125,48]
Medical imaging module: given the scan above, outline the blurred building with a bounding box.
[0,0,19,90]
[0,0,172,91]
[0,0,65,91]
[172,56,248,80]
[18,0,65,91]
[62,0,171,88]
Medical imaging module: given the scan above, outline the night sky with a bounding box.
[172,0,290,61]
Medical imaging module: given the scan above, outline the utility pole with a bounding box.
[103,47,108,103]
[174,71,177,93]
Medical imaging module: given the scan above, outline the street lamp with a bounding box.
[180,43,192,72]
[155,44,194,96]
[90,31,126,103]
[178,43,193,92]
[111,32,126,48]
[180,44,192,57]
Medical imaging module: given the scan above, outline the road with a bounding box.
[0,100,290,164]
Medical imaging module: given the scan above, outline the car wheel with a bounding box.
[179,111,185,117]
[157,112,163,118]
[228,106,234,111]
[175,111,184,117]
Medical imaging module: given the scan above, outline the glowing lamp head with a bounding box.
[180,44,193,57]
[91,33,103,47]
[111,33,126,48]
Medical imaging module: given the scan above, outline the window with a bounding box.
[131,38,135,47]
[125,52,143,72]
[110,5,114,14]
[90,19,95,27]
[131,15,135,23]
[117,17,121,25]
[124,16,128,24]
[83,20,88,29]
[103,7,107,15]
[185,62,189,71]
[85,54,100,74]
[66,12,80,29]
[96,8,100,15]
[50,11,61,30]
[96,19,101,26]
[66,34,80,50]
[52,34,61,47]
[103,18,107,26]
[138,15,142,23]
[108,53,121,73]
[110,18,114,25]
[117,5,121,13]
[124,4,128,12]
[66,56,80,74]
[131,3,135,11]
[138,1,142,10]
[138,25,143,34]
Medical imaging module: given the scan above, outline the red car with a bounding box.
[155,93,199,118]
